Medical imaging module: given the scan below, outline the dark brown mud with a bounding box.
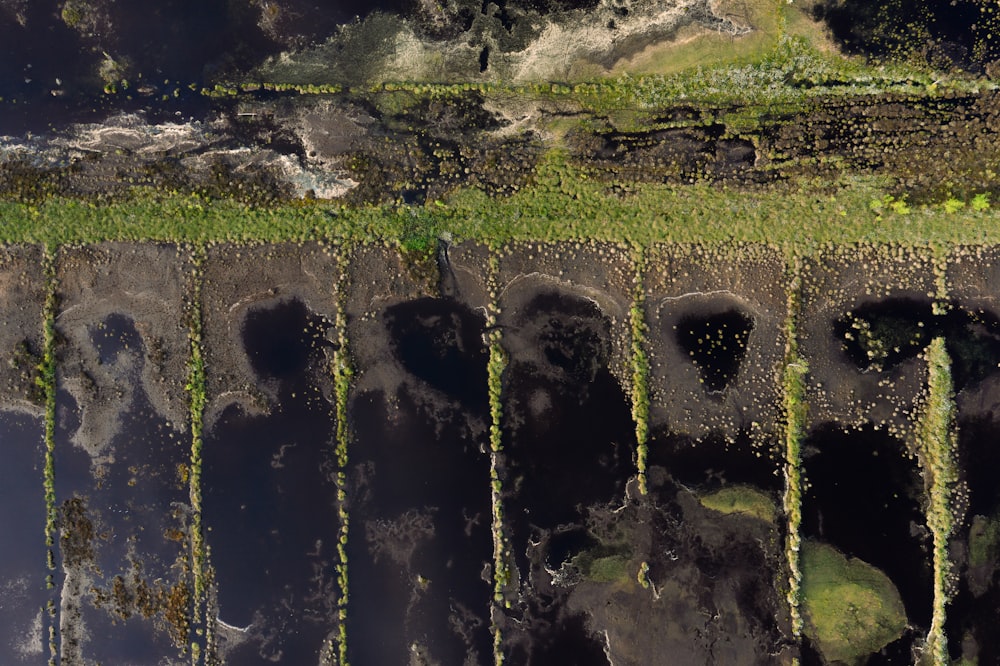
[644,243,788,444]
[200,243,342,664]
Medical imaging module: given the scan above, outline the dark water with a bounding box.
[646,429,782,494]
[346,297,493,665]
[675,308,754,393]
[55,313,191,664]
[500,290,634,665]
[0,413,49,664]
[945,416,1000,663]
[834,298,1000,390]
[203,298,341,665]
[801,424,933,636]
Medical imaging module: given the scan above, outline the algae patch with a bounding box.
[800,540,907,664]
[698,485,776,524]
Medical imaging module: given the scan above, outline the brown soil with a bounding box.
[798,244,937,439]
[644,243,789,444]
[0,244,46,411]
[201,241,340,426]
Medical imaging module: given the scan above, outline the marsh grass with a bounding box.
[39,245,58,666]
[183,244,208,665]
[918,337,958,665]
[331,255,353,666]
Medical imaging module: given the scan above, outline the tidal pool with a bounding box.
[346,296,493,665]
[203,298,341,665]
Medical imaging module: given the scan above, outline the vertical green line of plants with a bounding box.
[629,244,650,496]
[40,244,58,666]
[331,245,353,666]
[184,243,207,666]
[919,336,958,666]
[486,245,509,666]
[780,252,807,641]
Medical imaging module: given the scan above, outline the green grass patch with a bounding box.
[781,253,807,638]
[628,245,650,495]
[919,336,958,665]
[332,255,353,666]
[800,541,908,664]
[699,485,777,524]
[183,244,207,665]
[969,513,1000,570]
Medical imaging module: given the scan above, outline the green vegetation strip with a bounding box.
[628,245,650,495]
[800,541,907,664]
[486,246,509,666]
[0,160,995,249]
[184,244,207,665]
[40,245,58,666]
[780,253,807,640]
[920,337,959,665]
[332,253,352,666]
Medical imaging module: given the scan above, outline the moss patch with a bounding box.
[698,485,776,524]
[800,541,907,664]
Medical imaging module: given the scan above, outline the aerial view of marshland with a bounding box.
[1,0,1000,664]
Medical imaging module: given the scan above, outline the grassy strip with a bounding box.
[486,246,510,666]
[781,252,808,640]
[184,244,208,664]
[628,244,650,495]
[39,244,58,666]
[0,164,995,248]
[332,251,353,666]
[919,337,958,665]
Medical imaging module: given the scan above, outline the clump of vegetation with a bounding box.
[699,485,776,524]
[331,258,353,666]
[628,245,650,495]
[39,246,58,646]
[183,244,207,655]
[917,336,959,664]
[781,253,807,639]
[800,541,908,664]
[485,246,510,666]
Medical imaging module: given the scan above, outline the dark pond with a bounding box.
[0,412,49,664]
[800,423,933,659]
[945,416,1000,664]
[834,298,1000,390]
[675,307,755,393]
[55,313,191,664]
[499,290,634,665]
[646,428,782,494]
[203,298,341,665]
[346,297,493,665]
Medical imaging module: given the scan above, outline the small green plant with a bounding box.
[943,198,966,214]
[971,193,991,212]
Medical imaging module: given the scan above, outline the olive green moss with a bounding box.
[332,255,353,666]
[781,253,807,640]
[919,337,959,665]
[183,244,207,665]
[699,485,777,524]
[968,513,1000,571]
[486,246,510,666]
[800,541,908,664]
[40,245,58,666]
[629,245,650,495]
